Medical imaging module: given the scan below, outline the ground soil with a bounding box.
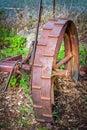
[0,75,87,130]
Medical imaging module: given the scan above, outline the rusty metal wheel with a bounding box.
[32,18,79,122]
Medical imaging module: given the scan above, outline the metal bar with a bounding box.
[0,61,20,93]
[0,60,31,72]
[31,0,43,65]
[2,55,22,61]
[53,0,56,18]
[0,61,16,72]
[56,54,73,68]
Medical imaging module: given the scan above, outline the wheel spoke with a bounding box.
[56,53,73,68]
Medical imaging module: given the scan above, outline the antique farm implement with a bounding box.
[0,0,87,122]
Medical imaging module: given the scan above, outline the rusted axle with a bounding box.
[0,61,31,72]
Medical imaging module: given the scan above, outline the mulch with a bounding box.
[0,77,87,130]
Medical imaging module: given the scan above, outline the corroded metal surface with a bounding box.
[80,65,87,77]
[32,18,79,122]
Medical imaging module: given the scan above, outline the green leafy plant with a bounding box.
[0,122,9,129]
[37,126,49,130]
[57,41,65,69]
[52,109,62,121]
[79,45,87,65]
[0,24,16,38]
[19,75,33,105]
[8,76,18,88]
[57,41,65,61]
[1,47,29,59]
[83,96,87,105]
[19,106,34,116]
[0,23,28,60]
[52,111,58,116]
[10,75,34,127]
[8,35,26,48]
[20,76,30,94]
[17,76,34,127]
[16,117,27,126]
[21,117,27,125]
[0,35,28,60]
[0,10,5,15]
